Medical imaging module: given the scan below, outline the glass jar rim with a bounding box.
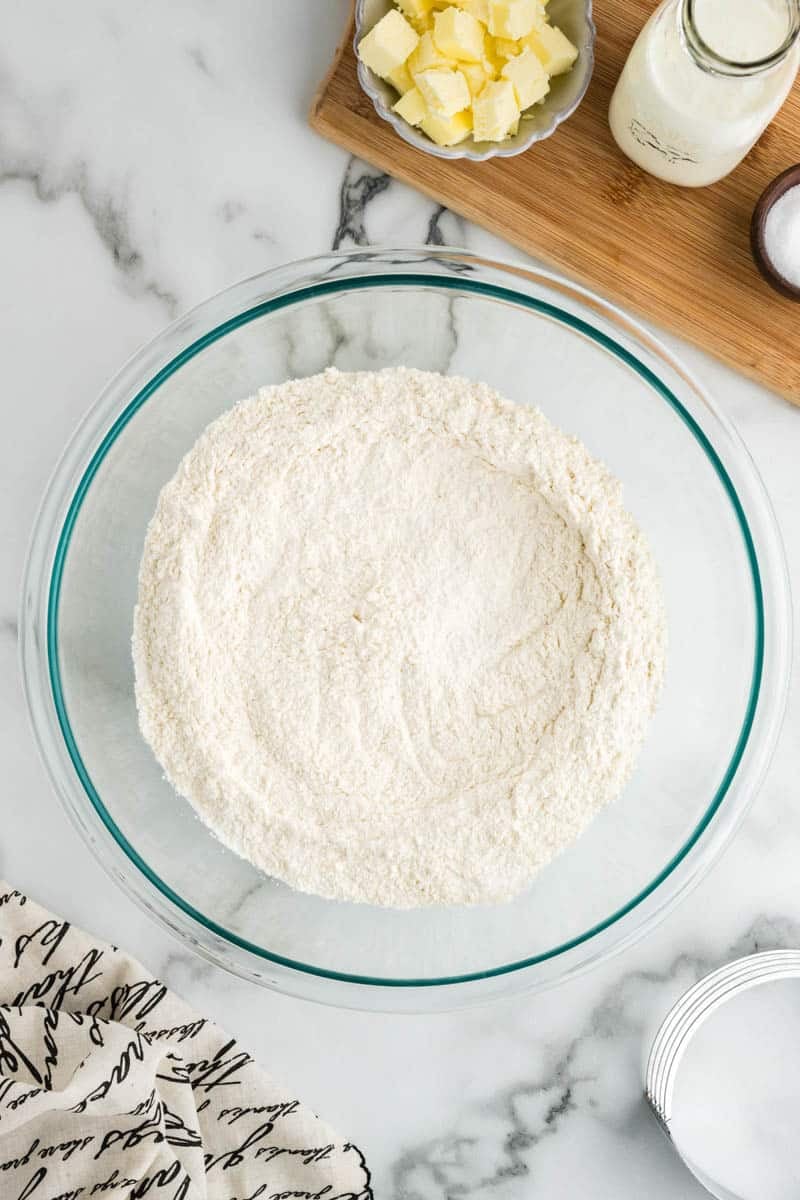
[682,0,800,76]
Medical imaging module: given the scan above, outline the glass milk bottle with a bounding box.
[609,0,800,187]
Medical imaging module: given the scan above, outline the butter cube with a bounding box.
[420,107,473,145]
[357,10,420,80]
[387,62,415,93]
[472,77,520,141]
[460,60,491,96]
[487,0,539,39]
[525,23,578,75]
[393,85,427,126]
[433,8,485,61]
[523,0,549,25]
[395,0,435,18]
[451,0,490,23]
[408,30,449,76]
[501,46,549,107]
[416,67,471,116]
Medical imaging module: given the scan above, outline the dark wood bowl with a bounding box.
[751,164,800,302]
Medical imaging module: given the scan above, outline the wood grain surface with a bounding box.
[310,3,800,404]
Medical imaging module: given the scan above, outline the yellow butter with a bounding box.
[420,106,473,145]
[525,22,578,75]
[472,77,520,140]
[501,45,549,107]
[459,60,491,96]
[482,31,504,76]
[393,85,427,125]
[376,0,577,147]
[487,0,539,39]
[357,9,420,80]
[433,8,485,61]
[395,0,435,18]
[493,37,520,58]
[416,67,472,116]
[387,62,415,93]
[452,0,490,21]
[408,30,449,76]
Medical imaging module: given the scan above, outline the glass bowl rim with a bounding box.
[20,247,791,1002]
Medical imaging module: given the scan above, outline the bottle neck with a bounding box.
[680,0,800,76]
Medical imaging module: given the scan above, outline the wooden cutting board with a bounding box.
[310,3,800,404]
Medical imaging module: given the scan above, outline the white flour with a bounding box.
[133,367,666,908]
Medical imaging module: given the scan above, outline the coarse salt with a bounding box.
[764,183,800,289]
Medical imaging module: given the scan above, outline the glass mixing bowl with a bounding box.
[21,249,790,1011]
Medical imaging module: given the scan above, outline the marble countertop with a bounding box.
[2,3,799,1195]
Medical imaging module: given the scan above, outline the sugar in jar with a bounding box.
[609,0,800,187]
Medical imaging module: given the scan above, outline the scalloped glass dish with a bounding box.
[354,0,595,161]
[21,249,790,1011]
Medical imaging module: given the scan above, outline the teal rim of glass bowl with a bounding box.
[46,272,765,989]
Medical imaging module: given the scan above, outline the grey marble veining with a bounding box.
[0,160,179,314]
[333,158,393,249]
[423,203,468,248]
[1,3,799,1198]
[390,913,800,1198]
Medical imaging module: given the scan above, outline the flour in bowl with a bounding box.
[133,367,666,908]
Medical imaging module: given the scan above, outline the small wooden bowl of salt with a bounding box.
[751,164,800,301]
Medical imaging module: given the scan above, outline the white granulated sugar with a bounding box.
[133,367,666,908]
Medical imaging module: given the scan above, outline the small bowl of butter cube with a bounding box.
[355,0,595,159]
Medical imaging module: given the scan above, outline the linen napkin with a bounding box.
[0,882,372,1199]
